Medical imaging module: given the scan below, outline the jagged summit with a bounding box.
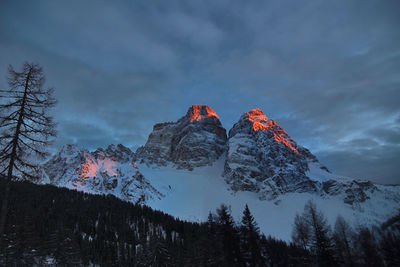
[35,107,400,240]
[93,144,135,163]
[136,105,227,169]
[187,105,220,123]
[224,108,328,199]
[58,143,82,157]
[239,108,299,155]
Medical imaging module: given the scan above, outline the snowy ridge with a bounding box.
[42,144,163,204]
[37,106,400,240]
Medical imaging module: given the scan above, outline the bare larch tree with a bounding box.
[0,62,56,248]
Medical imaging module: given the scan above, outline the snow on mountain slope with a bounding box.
[224,109,324,196]
[39,143,400,241]
[42,144,163,204]
[307,161,350,183]
[37,105,400,241]
[137,157,400,241]
[222,108,379,205]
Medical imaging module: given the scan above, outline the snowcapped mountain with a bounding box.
[223,108,377,205]
[224,108,323,199]
[38,105,400,240]
[42,144,163,204]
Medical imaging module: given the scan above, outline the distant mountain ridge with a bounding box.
[42,143,163,204]
[38,105,400,239]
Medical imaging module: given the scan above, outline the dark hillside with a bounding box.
[0,181,198,266]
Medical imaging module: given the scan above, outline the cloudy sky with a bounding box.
[0,0,399,184]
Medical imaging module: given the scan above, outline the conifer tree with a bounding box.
[354,228,383,267]
[380,231,400,266]
[240,204,261,266]
[303,200,335,267]
[0,62,56,248]
[216,204,242,266]
[202,212,219,266]
[149,238,172,267]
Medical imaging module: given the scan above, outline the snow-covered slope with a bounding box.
[38,106,400,241]
[138,157,400,241]
[42,144,163,204]
[41,145,400,241]
[223,109,379,205]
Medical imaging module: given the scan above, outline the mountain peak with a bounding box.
[187,105,220,123]
[137,104,227,169]
[245,108,276,131]
[58,143,85,158]
[241,109,299,155]
[246,108,266,116]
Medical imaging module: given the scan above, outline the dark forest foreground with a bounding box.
[0,180,399,266]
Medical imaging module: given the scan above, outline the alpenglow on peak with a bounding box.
[187,105,220,123]
[136,105,227,169]
[242,108,299,155]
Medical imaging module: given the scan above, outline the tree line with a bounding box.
[0,180,399,266]
[292,199,400,267]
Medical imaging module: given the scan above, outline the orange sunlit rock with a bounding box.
[246,109,300,155]
[189,105,220,123]
[79,154,118,178]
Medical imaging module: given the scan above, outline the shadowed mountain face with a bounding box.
[136,105,227,170]
[134,106,380,204]
[223,108,327,199]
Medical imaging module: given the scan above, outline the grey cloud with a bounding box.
[56,121,116,149]
[368,127,400,145]
[1,0,399,183]
[317,144,400,185]
[342,138,380,148]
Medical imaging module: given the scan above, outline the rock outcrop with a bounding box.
[40,106,386,205]
[224,109,334,199]
[136,105,227,170]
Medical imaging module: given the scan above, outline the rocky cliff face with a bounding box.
[223,109,319,199]
[39,106,387,206]
[136,105,227,170]
[42,144,163,204]
[33,105,400,238]
[223,108,375,202]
